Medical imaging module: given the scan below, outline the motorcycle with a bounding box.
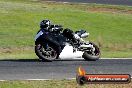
[34,25,100,61]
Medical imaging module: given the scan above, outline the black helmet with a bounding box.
[40,20,51,28]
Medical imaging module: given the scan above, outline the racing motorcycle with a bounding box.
[34,25,100,61]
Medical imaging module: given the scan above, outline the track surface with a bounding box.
[46,0,132,6]
[0,59,132,80]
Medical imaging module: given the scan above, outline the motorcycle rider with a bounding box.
[35,19,51,41]
[35,19,82,45]
[35,19,63,54]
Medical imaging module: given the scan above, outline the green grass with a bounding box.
[0,0,132,58]
[0,47,37,59]
[0,80,132,88]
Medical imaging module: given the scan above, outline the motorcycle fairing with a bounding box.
[59,44,83,59]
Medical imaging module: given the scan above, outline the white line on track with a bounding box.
[0,78,76,81]
[61,58,132,60]
[0,77,131,81]
[101,58,132,59]
[25,78,76,81]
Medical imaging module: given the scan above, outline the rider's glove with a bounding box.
[74,34,80,40]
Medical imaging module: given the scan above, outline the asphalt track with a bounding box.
[46,0,132,6]
[0,59,132,80]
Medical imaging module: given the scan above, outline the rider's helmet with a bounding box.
[40,19,51,29]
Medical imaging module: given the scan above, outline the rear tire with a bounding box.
[82,42,100,61]
[35,43,59,62]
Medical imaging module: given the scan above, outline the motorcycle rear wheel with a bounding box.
[35,43,59,62]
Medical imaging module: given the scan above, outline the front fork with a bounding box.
[77,42,95,52]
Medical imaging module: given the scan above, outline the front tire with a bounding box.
[82,42,100,61]
[35,43,59,62]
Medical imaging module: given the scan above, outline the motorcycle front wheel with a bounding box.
[82,42,100,61]
[35,43,59,62]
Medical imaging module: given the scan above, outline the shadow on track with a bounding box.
[0,58,86,62]
[0,58,131,63]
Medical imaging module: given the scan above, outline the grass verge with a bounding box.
[0,0,132,58]
[0,80,132,88]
